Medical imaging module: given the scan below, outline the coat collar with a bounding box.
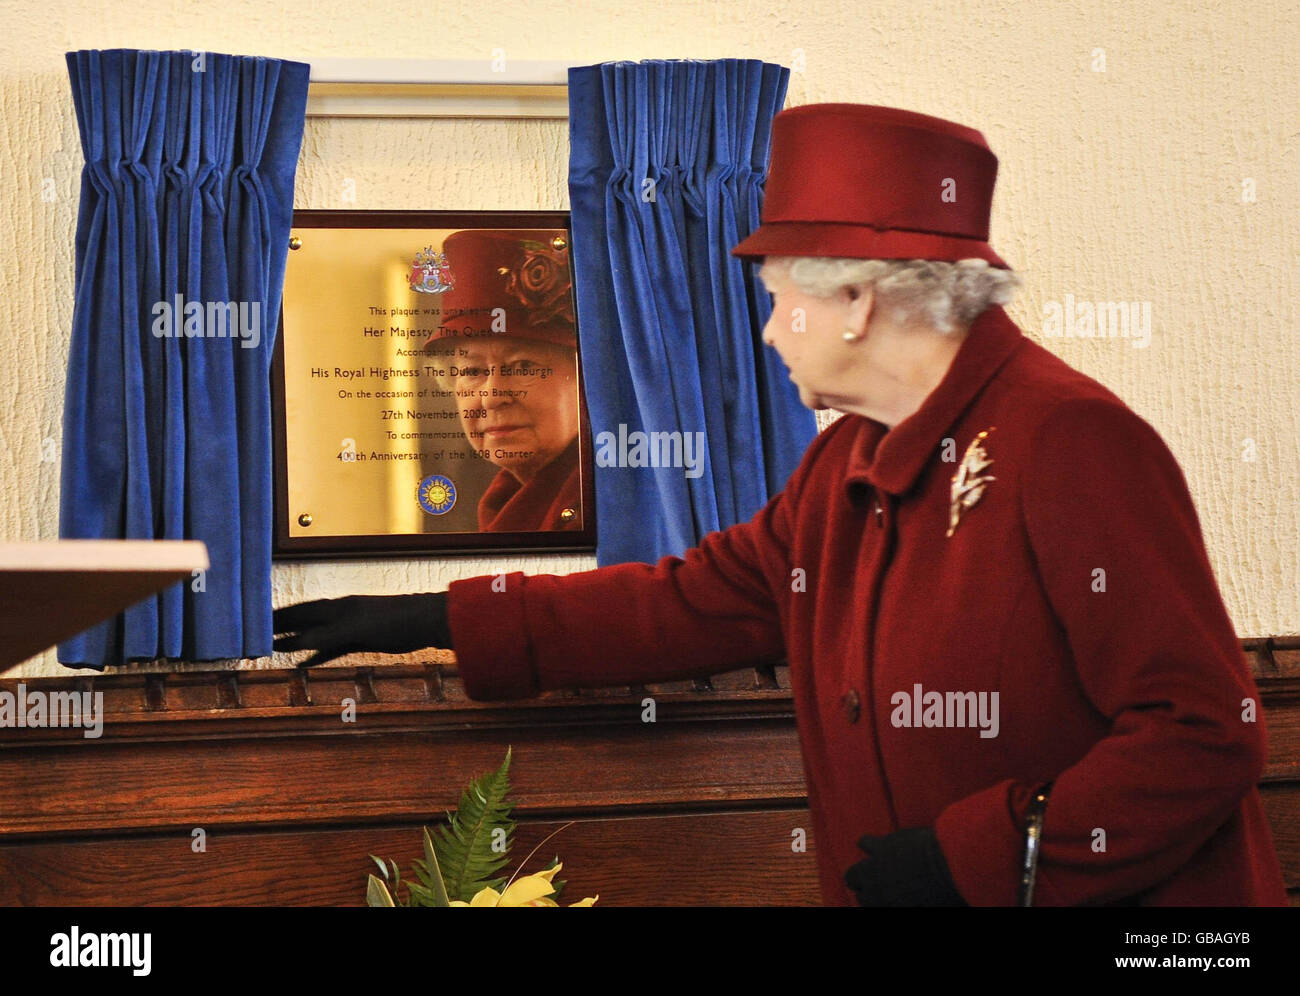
[844,304,1026,499]
[477,436,582,530]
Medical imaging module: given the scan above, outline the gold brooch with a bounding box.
[947,428,996,537]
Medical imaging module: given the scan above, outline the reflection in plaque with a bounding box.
[272,212,595,557]
[425,230,582,532]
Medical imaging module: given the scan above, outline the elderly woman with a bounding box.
[429,229,584,532]
[443,334,581,532]
[275,104,1287,906]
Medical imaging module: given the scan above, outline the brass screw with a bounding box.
[559,507,575,523]
[551,235,567,251]
[288,235,302,250]
[298,513,313,527]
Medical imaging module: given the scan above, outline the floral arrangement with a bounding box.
[366,747,598,908]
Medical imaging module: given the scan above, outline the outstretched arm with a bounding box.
[274,479,805,694]
[447,490,793,700]
[275,423,843,696]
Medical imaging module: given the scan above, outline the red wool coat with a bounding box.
[446,304,1288,907]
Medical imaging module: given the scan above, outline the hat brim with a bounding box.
[730,222,1009,269]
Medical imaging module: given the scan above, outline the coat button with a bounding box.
[842,689,861,724]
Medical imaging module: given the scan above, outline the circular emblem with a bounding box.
[417,474,457,515]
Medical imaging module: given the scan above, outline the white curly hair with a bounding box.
[758,256,1021,333]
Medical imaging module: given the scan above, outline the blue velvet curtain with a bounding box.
[568,59,816,566]
[58,50,310,669]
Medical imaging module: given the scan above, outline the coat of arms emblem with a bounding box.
[409,247,454,294]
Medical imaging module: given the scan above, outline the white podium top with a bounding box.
[0,541,210,673]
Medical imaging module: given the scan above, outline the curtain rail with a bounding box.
[306,58,573,119]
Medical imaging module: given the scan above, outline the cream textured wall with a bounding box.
[2,0,1296,678]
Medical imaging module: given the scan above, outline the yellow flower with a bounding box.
[446,863,597,907]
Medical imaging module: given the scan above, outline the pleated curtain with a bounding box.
[58,49,310,669]
[567,59,817,566]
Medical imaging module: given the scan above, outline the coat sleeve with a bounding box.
[445,485,799,702]
[933,396,1268,906]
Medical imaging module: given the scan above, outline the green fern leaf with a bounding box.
[432,747,516,903]
[406,881,441,907]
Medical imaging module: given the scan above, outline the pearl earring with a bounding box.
[843,329,862,342]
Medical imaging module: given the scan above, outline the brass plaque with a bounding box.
[272,211,595,557]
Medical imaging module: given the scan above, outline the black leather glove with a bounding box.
[843,826,968,907]
[272,593,453,668]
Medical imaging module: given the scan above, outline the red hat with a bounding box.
[425,229,577,351]
[730,103,1009,268]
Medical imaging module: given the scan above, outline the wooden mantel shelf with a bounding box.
[0,641,1297,905]
[0,540,209,672]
